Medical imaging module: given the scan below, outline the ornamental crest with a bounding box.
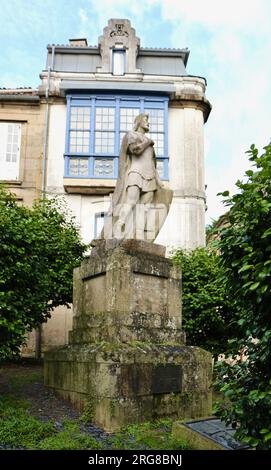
[110,24,129,37]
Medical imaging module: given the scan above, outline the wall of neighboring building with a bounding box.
[22,304,74,357]
[0,97,45,205]
[0,95,48,358]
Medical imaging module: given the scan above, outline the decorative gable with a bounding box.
[98,18,141,74]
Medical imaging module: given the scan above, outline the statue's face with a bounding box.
[140,115,149,132]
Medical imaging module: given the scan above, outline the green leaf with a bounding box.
[260,429,270,434]
[249,282,260,291]
[261,228,271,239]
[238,264,253,273]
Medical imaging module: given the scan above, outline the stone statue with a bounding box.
[102,113,173,241]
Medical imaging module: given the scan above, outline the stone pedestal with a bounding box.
[44,240,212,431]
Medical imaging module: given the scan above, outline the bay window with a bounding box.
[64,94,169,180]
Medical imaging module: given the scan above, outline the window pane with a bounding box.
[120,108,140,132]
[95,131,115,153]
[70,131,90,153]
[5,123,21,164]
[145,109,164,133]
[94,158,114,177]
[119,132,126,148]
[95,213,105,238]
[68,158,89,176]
[70,107,91,130]
[113,50,125,75]
[95,108,115,131]
[149,132,164,156]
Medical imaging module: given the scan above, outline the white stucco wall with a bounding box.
[46,104,66,191]
[156,106,206,250]
[46,104,111,244]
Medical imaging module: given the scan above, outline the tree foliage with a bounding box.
[214,143,271,449]
[0,187,86,359]
[172,247,242,358]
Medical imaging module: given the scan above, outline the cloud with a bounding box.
[154,0,271,222]
[159,0,270,33]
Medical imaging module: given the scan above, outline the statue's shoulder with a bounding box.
[126,130,140,144]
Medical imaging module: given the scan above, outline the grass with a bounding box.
[9,371,42,390]
[0,396,188,450]
[109,419,188,450]
[37,420,104,450]
[0,396,56,449]
[0,363,189,450]
[0,394,188,450]
[0,396,104,450]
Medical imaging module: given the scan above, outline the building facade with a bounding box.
[1,19,211,356]
[40,18,211,252]
[0,88,44,206]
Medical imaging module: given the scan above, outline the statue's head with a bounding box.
[133,113,149,132]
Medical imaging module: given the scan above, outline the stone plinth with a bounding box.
[44,239,212,431]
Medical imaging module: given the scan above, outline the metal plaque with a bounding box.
[152,364,182,394]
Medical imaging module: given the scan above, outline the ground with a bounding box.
[0,361,188,450]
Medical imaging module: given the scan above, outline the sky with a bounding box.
[0,0,271,224]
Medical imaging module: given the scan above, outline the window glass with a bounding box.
[70,131,89,153]
[113,50,125,75]
[66,96,168,179]
[95,131,115,154]
[94,213,105,238]
[0,122,21,180]
[120,108,140,132]
[70,107,90,130]
[68,158,88,176]
[149,132,164,156]
[94,159,114,177]
[95,107,115,130]
[145,109,164,156]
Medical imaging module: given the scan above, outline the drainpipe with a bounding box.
[41,45,55,196]
[35,45,55,359]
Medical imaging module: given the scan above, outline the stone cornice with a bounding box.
[169,94,212,123]
[0,95,40,104]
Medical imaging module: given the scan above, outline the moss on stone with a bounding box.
[80,394,98,424]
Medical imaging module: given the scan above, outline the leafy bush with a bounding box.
[0,187,86,359]
[214,143,271,449]
[173,248,242,357]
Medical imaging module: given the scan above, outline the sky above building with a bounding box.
[1,0,270,224]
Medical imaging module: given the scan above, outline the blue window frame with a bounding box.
[64,94,169,179]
